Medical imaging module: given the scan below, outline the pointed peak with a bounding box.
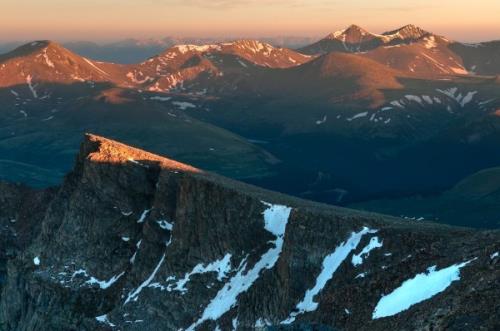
[0,40,71,61]
[382,24,430,39]
[326,24,371,40]
[24,40,61,50]
[345,24,369,32]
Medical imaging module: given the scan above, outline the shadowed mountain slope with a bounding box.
[0,134,498,330]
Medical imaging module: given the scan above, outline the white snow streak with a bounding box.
[186,202,291,330]
[26,75,38,98]
[346,112,368,121]
[83,58,110,76]
[137,209,151,223]
[86,271,125,289]
[282,227,377,324]
[124,253,166,304]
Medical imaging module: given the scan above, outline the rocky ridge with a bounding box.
[0,134,498,330]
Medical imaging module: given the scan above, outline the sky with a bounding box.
[2,0,500,42]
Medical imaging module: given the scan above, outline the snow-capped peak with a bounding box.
[382,24,430,40]
[326,24,371,40]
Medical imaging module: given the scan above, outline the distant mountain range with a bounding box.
[0,36,320,64]
[0,24,499,228]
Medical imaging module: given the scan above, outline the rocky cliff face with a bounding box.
[0,134,498,331]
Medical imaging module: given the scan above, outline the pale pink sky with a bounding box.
[2,0,500,42]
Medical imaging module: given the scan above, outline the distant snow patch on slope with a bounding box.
[423,36,437,49]
[282,227,377,324]
[172,101,196,110]
[316,115,327,125]
[372,259,474,319]
[351,236,383,266]
[405,95,423,105]
[26,75,38,98]
[186,202,292,330]
[83,58,110,76]
[460,91,477,107]
[150,96,171,101]
[126,71,152,84]
[346,112,368,121]
[436,88,478,107]
[42,49,55,68]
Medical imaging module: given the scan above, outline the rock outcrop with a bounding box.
[0,134,498,330]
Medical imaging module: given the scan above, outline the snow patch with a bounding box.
[282,227,377,324]
[372,259,474,319]
[137,209,151,223]
[157,220,173,230]
[150,96,171,101]
[166,254,232,294]
[33,256,40,266]
[86,271,125,289]
[42,49,55,68]
[316,115,327,125]
[346,112,368,121]
[351,236,383,266]
[186,202,291,330]
[26,75,38,98]
[83,58,110,76]
[172,101,196,110]
[96,314,116,327]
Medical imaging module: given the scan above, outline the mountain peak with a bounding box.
[82,134,201,174]
[327,24,371,39]
[383,24,430,40]
[0,40,71,64]
[346,24,369,32]
[24,40,63,51]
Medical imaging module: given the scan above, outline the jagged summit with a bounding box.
[382,24,430,40]
[300,24,437,55]
[326,24,373,40]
